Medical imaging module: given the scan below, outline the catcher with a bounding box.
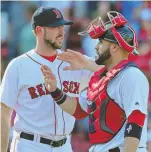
[41,11,149,152]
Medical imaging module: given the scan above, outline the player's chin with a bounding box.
[95,53,104,65]
[95,56,100,65]
[56,42,63,48]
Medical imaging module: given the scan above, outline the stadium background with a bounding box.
[1,1,151,151]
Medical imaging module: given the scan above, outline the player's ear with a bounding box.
[36,26,42,35]
[110,43,118,54]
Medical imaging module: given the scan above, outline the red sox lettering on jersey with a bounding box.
[28,81,80,99]
[28,84,50,99]
[63,81,80,94]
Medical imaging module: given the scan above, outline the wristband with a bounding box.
[50,88,67,105]
[124,123,142,140]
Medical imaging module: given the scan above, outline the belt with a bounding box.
[20,132,67,147]
[109,147,120,152]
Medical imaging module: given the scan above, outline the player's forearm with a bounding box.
[50,88,88,119]
[50,88,77,115]
[0,103,12,152]
[123,137,139,152]
[59,96,77,115]
[1,119,10,152]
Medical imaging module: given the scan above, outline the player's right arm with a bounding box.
[51,91,88,119]
[0,58,19,152]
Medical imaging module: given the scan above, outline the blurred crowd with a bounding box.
[1,1,151,152]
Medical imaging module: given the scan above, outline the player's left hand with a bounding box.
[57,49,90,70]
[41,65,57,92]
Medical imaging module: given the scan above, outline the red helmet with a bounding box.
[78,11,139,55]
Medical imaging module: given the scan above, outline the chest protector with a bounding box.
[87,60,137,145]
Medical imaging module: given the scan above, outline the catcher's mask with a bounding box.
[78,11,139,55]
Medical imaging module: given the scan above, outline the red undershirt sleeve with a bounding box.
[72,98,89,120]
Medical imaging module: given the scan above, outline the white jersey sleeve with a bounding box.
[78,89,88,112]
[120,67,149,117]
[0,58,19,108]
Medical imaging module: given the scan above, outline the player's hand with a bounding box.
[57,49,90,70]
[41,65,57,92]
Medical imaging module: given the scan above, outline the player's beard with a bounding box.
[43,29,62,50]
[95,47,111,65]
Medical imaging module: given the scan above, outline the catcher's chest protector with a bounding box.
[87,60,136,145]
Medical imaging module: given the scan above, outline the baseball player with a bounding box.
[41,12,149,152]
[0,7,95,152]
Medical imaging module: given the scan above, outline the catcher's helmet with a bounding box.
[78,11,139,55]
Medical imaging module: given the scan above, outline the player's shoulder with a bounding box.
[7,50,35,68]
[122,66,145,78]
[17,49,34,59]
[5,57,18,71]
[120,66,149,85]
[12,49,35,63]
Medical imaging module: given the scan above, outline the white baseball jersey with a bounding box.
[0,49,93,140]
[79,66,149,152]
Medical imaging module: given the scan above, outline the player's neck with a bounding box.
[35,42,57,56]
[105,56,128,71]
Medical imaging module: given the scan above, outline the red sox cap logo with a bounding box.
[53,9,61,18]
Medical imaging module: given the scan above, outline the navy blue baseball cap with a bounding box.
[31,7,73,29]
